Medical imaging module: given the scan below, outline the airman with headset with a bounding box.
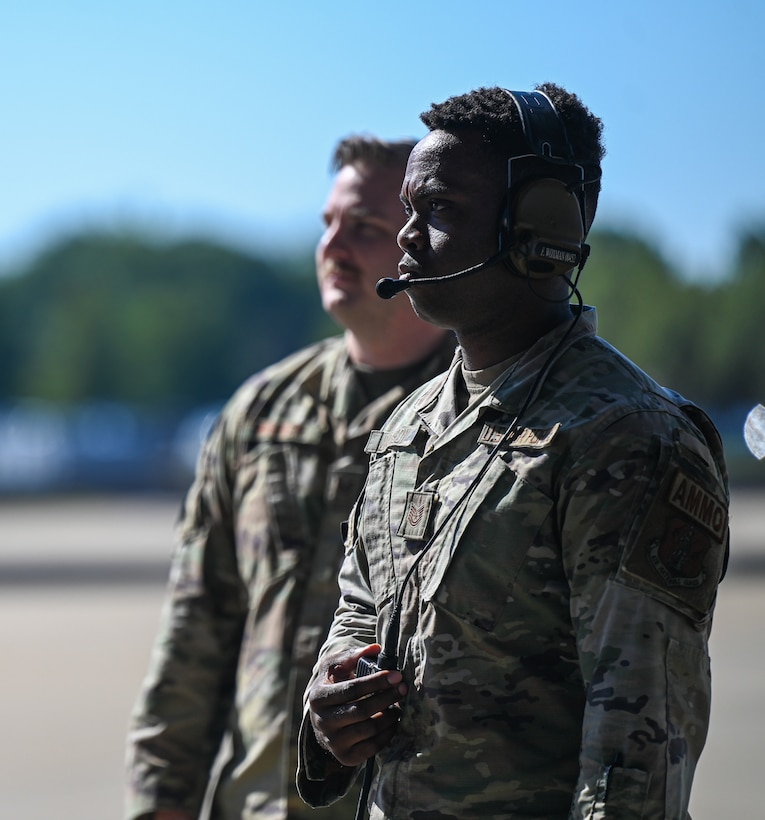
[297,83,729,819]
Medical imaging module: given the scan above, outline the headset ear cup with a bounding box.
[508,238,529,276]
[510,178,585,278]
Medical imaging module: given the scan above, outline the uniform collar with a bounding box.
[413,306,598,447]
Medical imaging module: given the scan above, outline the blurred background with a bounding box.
[1,1,763,817]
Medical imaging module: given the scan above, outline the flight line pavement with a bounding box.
[0,491,762,819]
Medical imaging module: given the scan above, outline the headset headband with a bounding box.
[503,87,587,218]
[505,89,574,163]
[498,88,590,277]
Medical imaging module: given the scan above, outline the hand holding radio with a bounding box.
[307,643,407,768]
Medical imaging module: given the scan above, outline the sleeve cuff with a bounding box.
[295,709,359,807]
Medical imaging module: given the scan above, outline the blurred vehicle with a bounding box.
[0,400,221,495]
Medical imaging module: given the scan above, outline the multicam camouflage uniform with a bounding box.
[297,307,729,819]
[126,334,456,820]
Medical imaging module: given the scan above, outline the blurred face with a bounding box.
[316,162,407,330]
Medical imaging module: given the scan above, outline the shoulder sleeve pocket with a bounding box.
[615,436,728,624]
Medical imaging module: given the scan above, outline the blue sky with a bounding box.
[2,0,763,280]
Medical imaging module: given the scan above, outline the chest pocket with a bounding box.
[421,453,555,633]
[235,443,321,587]
[360,445,423,609]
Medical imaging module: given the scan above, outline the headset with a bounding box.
[499,89,591,279]
[375,88,598,301]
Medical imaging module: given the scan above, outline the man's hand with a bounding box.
[308,643,407,767]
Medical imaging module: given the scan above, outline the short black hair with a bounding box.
[331,135,417,173]
[420,83,605,229]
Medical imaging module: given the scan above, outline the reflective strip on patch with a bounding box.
[667,469,728,540]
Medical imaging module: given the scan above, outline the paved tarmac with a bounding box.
[0,491,763,819]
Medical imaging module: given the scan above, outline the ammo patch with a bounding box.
[620,464,728,615]
[645,469,728,589]
[396,490,436,541]
[667,469,727,541]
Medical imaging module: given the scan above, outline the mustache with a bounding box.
[320,261,360,278]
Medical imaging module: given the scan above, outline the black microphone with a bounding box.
[375,277,411,299]
[376,248,510,300]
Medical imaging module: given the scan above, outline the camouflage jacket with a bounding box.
[125,334,456,820]
[297,307,729,819]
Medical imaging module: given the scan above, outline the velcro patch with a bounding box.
[364,430,384,454]
[477,422,560,448]
[649,517,712,588]
[477,423,510,446]
[666,469,727,541]
[619,461,728,618]
[515,423,560,448]
[396,491,436,541]
[365,425,419,454]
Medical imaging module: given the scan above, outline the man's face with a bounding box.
[397,130,510,329]
[316,162,406,328]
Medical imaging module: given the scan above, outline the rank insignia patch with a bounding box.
[396,490,436,541]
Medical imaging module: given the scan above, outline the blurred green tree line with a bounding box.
[585,227,765,413]
[0,225,763,479]
[0,233,334,408]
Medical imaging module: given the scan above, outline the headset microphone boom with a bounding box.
[375,248,512,299]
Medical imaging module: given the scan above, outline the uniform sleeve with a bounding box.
[561,414,728,819]
[125,414,248,819]
[296,497,377,807]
